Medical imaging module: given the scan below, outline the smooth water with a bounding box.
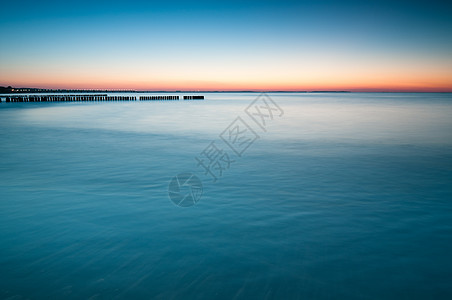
[1,93,451,299]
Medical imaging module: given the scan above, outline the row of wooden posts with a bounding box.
[2,95,204,102]
[140,96,179,100]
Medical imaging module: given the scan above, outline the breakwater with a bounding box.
[1,95,204,102]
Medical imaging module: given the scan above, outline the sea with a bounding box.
[0,92,451,299]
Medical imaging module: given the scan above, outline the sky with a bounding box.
[0,0,451,91]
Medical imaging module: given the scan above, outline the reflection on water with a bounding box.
[1,93,452,299]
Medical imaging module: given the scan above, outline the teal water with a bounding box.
[1,93,451,299]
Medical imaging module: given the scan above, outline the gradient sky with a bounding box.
[0,0,451,91]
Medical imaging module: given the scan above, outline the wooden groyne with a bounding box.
[140,96,179,100]
[1,95,204,102]
[184,96,204,100]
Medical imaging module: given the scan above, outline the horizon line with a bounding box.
[2,86,452,93]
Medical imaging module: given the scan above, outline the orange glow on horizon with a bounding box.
[2,80,451,93]
[2,66,452,92]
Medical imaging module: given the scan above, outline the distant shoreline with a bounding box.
[0,87,349,93]
[1,87,451,94]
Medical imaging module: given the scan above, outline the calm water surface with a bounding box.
[1,93,451,299]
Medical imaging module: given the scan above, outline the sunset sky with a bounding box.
[1,0,451,91]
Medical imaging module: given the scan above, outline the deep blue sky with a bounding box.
[1,0,451,91]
